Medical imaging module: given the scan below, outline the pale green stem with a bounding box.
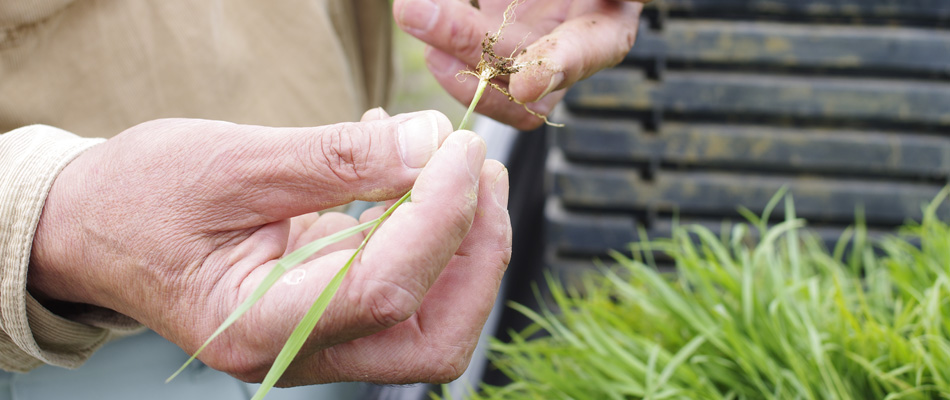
[458,76,490,131]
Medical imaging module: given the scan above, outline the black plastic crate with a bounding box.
[543,0,950,280]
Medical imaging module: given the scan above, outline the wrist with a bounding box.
[27,160,96,308]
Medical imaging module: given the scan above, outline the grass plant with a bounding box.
[461,191,950,399]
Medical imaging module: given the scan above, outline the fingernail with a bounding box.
[361,107,390,122]
[464,133,487,180]
[373,107,390,119]
[399,0,439,35]
[492,168,509,208]
[398,113,439,168]
[528,93,560,117]
[536,72,565,102]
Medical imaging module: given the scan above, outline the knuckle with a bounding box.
[445,193,477,244]
[200,349,270,384]
[377,344,472,384]
[389,343,472,383]
[449,19,484,61]
[313,123,370,184]
[419,343,473,383]
[358,278,423,328]
[227,365,268,384]
[425,356,469,383]
[455,209,475,239]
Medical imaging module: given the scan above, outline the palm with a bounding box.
[190,213,369,370]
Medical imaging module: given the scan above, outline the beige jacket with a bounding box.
[0,0,391,372]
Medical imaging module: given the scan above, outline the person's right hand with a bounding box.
[28,110,512,385]
[394,0,648,130]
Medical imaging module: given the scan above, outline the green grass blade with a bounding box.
[251,244,358,399]
[656,335,707,389]
[167,218,378,382]
[250,191,411,399]
[759,186,789,228]
[785,195,802,281]
[644,344,660,398]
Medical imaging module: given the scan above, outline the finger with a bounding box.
[509,2,643,103]
[393,0,537,69]
[346,130,487,331]
[198,110,454,227]
[286,212,320,244]
[292,161,511,384]
[426,47,563,130]
[396,160,510,364]
[418,160,511,336]
[286,212,364,259]
[360,107,391,122]
[358,206,386,224]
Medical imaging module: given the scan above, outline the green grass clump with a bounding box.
[468,191,950,400]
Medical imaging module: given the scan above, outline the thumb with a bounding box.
[199,110,453,226]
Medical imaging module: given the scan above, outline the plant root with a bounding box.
[456,0,563,127]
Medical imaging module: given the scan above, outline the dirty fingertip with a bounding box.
[511,55,564,103]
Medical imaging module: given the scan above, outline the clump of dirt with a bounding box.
[459,0,563,126]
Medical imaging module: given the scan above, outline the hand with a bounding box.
[28,109,512,385]
[394,0,647,130]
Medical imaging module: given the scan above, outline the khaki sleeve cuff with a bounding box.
[0,125,141,373]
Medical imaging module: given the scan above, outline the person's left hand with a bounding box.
[28,110,511,385]
[394,0,647,130]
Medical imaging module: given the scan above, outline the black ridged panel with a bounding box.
[630,21,950,78]
[652,0,950,24]
[555,112,950,179]
[550,150,947,226]
[540,0,950,290]
[565,70,950,130]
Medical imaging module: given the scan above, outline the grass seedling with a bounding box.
[466,190,950,399]
[170,1,552,398]
[457,0,563,129]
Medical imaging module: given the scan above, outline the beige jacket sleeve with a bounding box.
[0,126,143,372]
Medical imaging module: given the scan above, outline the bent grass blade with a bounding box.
[251,191,411,399]
[167,218,379,382]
